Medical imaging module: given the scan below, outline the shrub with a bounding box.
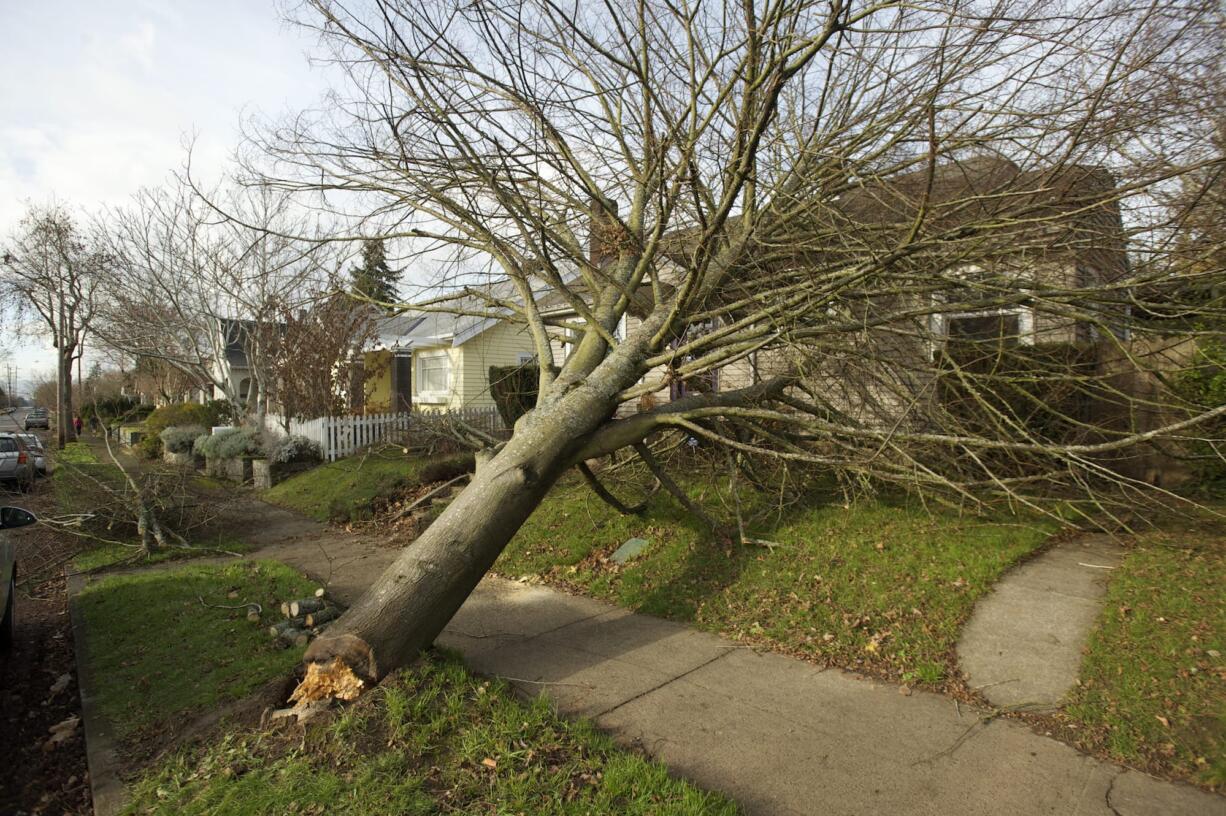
[138,402,230,459]
[81,396,145,427]
[159,425,208,455]
[1172,337,1226,485]
[203,399,237,426]
[135,432,160,459]
[489,363,550,427]
[419,452,476,484]
[195,427,265,460]
[267,435,323,465]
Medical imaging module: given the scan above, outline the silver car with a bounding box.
[15,433,46,475]
[0,434,36,492]
[23,408,49,431]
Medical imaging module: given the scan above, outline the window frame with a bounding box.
[415,349,452,401]
[929,306,1034,360]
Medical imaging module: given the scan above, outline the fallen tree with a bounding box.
[234,0,1224,690]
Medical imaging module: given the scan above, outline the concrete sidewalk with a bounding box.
[435,577,1223,816]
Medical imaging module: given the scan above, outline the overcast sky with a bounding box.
[1,0,341,393]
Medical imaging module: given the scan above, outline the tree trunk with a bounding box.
[304,387,610,681]
[63,352,76,444]
[56,347,76,448]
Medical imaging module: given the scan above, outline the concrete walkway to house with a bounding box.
[220,505,1222,816]
[957,535,1126,710]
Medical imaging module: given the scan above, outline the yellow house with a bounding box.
[360,311,538,413]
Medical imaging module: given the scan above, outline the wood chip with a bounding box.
[289,657,365,705]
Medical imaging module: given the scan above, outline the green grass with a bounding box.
[71,535,254,574]
[51,459,129,515]
[1064,526,1225,788]
[498,473,1056,685]
[56,441,99,464]
[74,560,318,740]
[121,652,738,816]
[263,446,428,522]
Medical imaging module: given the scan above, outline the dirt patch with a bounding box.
[0,487,92,815]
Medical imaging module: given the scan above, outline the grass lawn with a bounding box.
[497,472,1056,686]
[263,446,429,522]
[50,446,249,573]
[74,560,318,741]
[56,441,100,464]
[1064,520,1225,788]
[71,534,254,573]
[122,652,737,816]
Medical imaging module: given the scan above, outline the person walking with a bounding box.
[73,415,83,437]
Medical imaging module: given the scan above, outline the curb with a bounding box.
[66,570,128,816]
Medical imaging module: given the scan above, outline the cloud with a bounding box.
[118,20,157,72]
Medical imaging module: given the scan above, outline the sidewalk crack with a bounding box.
[1104,772,1123,816]
[592,649,735,720]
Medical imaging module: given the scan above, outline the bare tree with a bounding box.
[247,0,1224,690]
[96,177,340,421]
[2,203,104,447]
[260,291,375,424]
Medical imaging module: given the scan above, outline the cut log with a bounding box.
[246,605,261,624]
[275,626,311,647]
[314,587,326,599]
[280,601,292,618]
[269,618,307,638]
[305,606,340,627]
[289,598,326,618]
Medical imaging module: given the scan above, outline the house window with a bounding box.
[930,307,1033,359]
[416,352,450,395]
[947,313,1021,344]
[517,352,536,366]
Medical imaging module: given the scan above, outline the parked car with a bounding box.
[15,433,46,475]
[1,505,37,649]
[0,434,36,492]
[23,408,49,430]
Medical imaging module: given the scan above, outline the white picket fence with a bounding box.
[263,407,507,462]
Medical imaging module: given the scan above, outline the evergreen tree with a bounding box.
[350,239,400,304]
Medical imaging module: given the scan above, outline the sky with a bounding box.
[0,0,342,394]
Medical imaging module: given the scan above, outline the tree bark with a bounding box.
[304,383,616,681]
[55,347,77,448]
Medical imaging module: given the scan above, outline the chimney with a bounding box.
[589,197,621,268]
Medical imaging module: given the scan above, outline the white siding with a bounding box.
[455,321,539,409]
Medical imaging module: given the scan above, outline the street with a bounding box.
[0,407,33,433]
